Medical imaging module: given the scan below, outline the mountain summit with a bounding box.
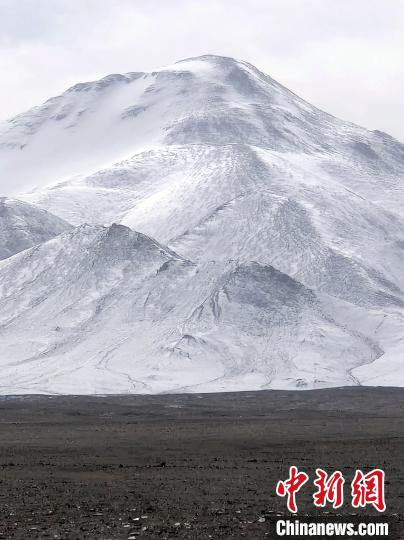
[0,56,403,393]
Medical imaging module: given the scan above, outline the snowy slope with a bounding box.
[0,197,71,260]
[0,55,403,393]
[0,224,380,394]
[23,143,404,311]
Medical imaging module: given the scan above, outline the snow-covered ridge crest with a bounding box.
[0,197,71,260]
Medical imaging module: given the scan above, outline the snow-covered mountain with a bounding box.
[0,55,403,393]
[0,197,71,260]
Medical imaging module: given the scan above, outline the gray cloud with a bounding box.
[0,0,403,140]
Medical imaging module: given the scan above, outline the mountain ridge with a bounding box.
[0,197,72,260]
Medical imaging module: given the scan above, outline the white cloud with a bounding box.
[0,0,403,140]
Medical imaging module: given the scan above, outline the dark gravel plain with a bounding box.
[0,387,403,539]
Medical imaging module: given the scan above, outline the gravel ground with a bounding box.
[0,387,403,539]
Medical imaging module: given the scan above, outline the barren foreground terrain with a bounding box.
[0,388,403,538]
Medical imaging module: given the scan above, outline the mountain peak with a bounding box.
[56,223,187,268]
[174,54,245,68]
[170,54,271,85]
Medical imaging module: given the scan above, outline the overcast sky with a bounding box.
[0,0,403,141]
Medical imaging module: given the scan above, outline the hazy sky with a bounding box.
[0,0,403,141]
